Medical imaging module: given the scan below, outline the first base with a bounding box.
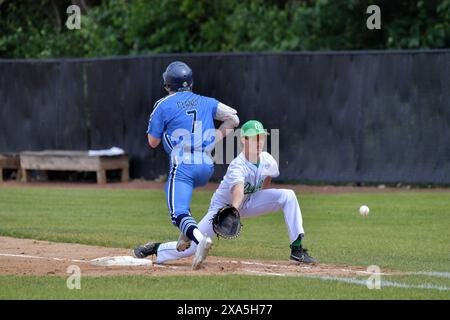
[90,256,153,266]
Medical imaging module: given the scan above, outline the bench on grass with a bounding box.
[19,150,129,184]
[0,153,21,182]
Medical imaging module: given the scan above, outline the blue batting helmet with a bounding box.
[162,61,193,92]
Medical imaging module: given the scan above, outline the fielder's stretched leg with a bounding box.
[240,189,304,242]
[239,189,316,263]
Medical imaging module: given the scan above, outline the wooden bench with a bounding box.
[0,153,21,182]
[19,150,129,184]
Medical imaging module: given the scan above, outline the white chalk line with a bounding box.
[223,260,450,279]
[244,270,286,277]
[220,259,389,275]
[0,252,183,269]
[235,259,450,292]
[153,264,179,270]
[306,275,450,292]
[403,271,450,279]
[2,252,449,290]
[242,269,450,291]
[0,253,87,264]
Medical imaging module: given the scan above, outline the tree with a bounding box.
[0,0,448,58]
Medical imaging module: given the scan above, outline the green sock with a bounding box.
[291,236,302,250]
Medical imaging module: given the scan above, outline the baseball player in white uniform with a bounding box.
[134,120,317,267]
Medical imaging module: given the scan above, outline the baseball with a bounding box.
[359,205,370,216]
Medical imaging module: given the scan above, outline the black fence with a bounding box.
[1,50,449,184]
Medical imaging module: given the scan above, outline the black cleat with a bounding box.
[133,242,160,259]
[290,246,318,264]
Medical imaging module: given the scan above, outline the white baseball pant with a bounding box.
[155,188,305,264]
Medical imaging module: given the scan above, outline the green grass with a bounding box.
[0,275,448,300]
[0,185,449,299]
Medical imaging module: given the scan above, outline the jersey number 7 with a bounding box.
[186,110,197,133]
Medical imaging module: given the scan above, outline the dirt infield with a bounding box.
[1,180,446,194]
[0,237,386,278]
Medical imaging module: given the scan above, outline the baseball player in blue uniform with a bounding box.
[133,61,239,269]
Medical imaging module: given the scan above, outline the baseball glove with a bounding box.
[211,205,242,239]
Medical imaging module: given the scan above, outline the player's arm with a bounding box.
[263,177,272,189]
[262,154,279,188]
[231,182,245,209]
[146,105,164,148]
[214,102,239,143]
[147,134,161,148]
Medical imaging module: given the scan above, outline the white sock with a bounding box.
[193,228,204,244]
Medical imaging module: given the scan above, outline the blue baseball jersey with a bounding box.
[147,92,219,161]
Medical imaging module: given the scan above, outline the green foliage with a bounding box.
[0,0,449,58]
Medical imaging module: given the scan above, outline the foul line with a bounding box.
[2,253,449,290]
[403,271,450,279]
[307,275,450,292]
[244,269,286,277]
[0,253,184,270]
[0,253,87,264]
[221,259,390,275]
[242,269,450,291]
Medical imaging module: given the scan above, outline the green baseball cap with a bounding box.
[241,120,269,137]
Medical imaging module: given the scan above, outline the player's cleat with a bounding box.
[176,233,192,252]
[192,236,213,270]
[133,242,160,259]
[289,246,317,264]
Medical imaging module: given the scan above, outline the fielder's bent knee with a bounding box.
[287,189,297,198]
[280,189,297,203]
